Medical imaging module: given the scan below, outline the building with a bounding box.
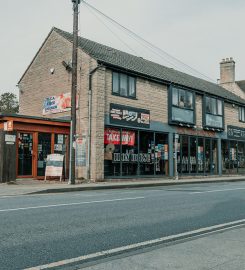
[16,27,245,181]
[0,114,70,182]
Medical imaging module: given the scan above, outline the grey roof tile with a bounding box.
[54,27,245,105]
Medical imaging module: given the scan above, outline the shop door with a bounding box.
[37,133,51,177]
[18,133,33,177]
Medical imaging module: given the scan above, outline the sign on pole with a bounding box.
[45,154,64,181]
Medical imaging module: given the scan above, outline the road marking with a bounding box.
[25,218,245,270]
[0,196,145,213]
[190,187,245,194]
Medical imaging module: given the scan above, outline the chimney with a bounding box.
[220,57,235,84]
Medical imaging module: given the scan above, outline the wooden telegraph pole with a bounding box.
[69,0,80,184]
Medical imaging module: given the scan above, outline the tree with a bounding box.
[0,92,19,113]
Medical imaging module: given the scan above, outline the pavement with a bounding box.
[81,225,245,270]
[0,175,245,197]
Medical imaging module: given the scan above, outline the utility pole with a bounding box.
[69,0,80,185]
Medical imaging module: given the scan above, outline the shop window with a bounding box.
[237,142,245,174]
[181,135,189,173]
[104,127,168,177]
[139,131,154,175]
[205,139,211,173]
[204,96,224,129]
[211,140,218,174]
[222,140,230,174]
[170,87,195,125]
[121,129,138,176]
[155,133,169,175]
[112,72,136,98]
[190,137,197,173]
[239,107,245,122]
[229,141,238,174]
[197,138,204,173]
[104,128,121,176]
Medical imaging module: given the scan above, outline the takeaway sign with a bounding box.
[104,128,135,146]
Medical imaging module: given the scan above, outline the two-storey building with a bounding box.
[17,27,245,181]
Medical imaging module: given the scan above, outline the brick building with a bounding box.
[17,27,245,181]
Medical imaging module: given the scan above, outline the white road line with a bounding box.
[190,187,245,194]
[0,196,145,213]
[25,218,245,270]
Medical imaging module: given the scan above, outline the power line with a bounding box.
[81,0,216,83]
[82,4,139,56]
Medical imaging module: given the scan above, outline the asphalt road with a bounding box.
[0,181,245,269]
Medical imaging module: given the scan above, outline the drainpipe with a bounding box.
[87,65,101,181]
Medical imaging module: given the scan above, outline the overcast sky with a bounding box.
[1,0,245,96]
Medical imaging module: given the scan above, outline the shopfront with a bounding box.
[174,131,218,175]
[221,125,245,174]
[0,114,70,180]
[104,127,169,177]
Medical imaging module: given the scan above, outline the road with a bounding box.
[0,181,245,269]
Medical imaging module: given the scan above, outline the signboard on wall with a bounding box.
[227,125,245,141]
[110,103,150,128]
[43,93,78,115]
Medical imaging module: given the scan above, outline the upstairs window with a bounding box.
[112,72,136,98]
[239,107,245,122]
[204,96,224,129]
[170,87,195,125]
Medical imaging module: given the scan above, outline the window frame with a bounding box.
[239,107,245,123]
[112,71,136,99]
[168,85,196,126]
[203,95,224,130]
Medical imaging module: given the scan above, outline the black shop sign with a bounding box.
[110,103,150,128]
[227,125,245,141]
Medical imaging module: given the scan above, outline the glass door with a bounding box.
[37,133,51,176]
[18,133,33,176]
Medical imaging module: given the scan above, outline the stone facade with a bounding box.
[18,29,245,181]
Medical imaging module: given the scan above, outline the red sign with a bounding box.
[104,128,135,146]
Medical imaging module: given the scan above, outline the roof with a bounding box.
[0,113,70,125]
[48,28,245,105]
[236,80,245,92]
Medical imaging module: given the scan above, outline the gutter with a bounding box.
[87,65,102,181]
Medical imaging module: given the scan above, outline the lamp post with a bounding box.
[69,0,81,185]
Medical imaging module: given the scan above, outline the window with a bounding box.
[112,72,136,98]
[170,87,195,125]
[239,107,245,122]
[204,96,224,129]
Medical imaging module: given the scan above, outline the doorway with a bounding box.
[18,133,33,177]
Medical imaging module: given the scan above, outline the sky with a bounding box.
[0,0,245,96]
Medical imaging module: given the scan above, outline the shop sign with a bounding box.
[113,153,151,163]
[45,154,64,181]
[227,125,245,141]
[5,134,16,145]
[104,128,135,146]
[110,103,150,128]
[43,93,78,115]
[4,120,13,131]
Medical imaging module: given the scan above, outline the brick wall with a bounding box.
[19,31,73,118]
